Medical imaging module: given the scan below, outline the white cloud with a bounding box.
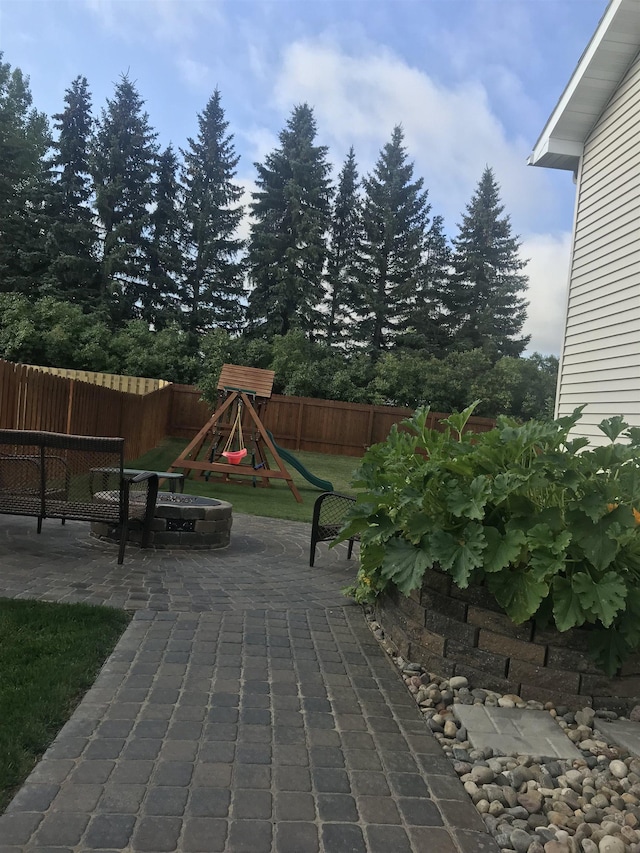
[265,37,573,356]
[240,126,279,165]
[270,39,559,231]
[84,0,222,44]
[235,177,258,244]
[521,232,572,356]
[176,58,212,91]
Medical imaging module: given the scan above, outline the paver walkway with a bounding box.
[0,514,499,852]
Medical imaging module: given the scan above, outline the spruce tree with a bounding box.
[324,147,361,346]
[180,90,245,336]
[0,55,50,294]
[146,145,183,328]
[247,104,332,338]
[444,166,529,357]
[91,74,158,323]
[44,75,100,310]
[352,126,430,355]
[405,214,452,356]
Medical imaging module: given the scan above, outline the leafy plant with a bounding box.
[340,404,640,675]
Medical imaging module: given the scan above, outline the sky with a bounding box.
[1,0,610,355]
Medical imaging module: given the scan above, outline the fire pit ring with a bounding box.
[91,492,232,550]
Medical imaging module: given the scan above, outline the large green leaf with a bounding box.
[599,415,629,442]
[618,587,640,647]
[567,490,609,523]
[528,551,566,582]
[360,542,385,575]
[483,526,525,573]
[405,511,434,540]
[379,538,432,596]
[360,512,399,544]
[579,527,618,572]
[625,426,640,447]
[334,514,374,543]
[490,472,527,503]
[526,524,570,556]
[445,476,490,520]
[488,569,549,624]
[572,571,627,628]
[430,523,486,588]
[552,575,586,631]
[589,627,630,677]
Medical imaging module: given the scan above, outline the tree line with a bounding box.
[0,54,557,418]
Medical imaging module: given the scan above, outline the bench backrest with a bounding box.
[0,430,125,509]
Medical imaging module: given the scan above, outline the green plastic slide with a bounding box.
[267,431,334,492]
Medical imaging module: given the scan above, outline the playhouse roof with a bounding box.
[529,0,640,171]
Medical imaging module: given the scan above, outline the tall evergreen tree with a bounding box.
[44,75,100,309]
[247,104,332,338]
[180,90,245,336]
[0,54,50,294]
[404,214,452,356]
[324,147,361,346]
[91,74,158,323]
[352,126,431,355]
[145,145,183,328]
[444,166,529,357]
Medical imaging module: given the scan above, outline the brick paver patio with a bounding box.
[0,514,499,852]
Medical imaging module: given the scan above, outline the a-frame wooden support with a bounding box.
[169,365,302,503]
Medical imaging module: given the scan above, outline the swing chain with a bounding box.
[222,399,245,454]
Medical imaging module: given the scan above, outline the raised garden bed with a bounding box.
[376,566,640,714]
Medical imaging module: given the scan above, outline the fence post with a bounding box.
[366,407,375,449]
[296,400,304,451]
[66,379,75,434]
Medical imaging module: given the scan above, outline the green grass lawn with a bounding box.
[0,599,129,812]
[129,437,362,523]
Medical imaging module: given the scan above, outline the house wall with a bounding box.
[557,49,640,442]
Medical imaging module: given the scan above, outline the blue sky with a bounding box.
[1,0,608,354]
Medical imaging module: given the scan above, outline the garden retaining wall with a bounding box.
[375,567,640,713]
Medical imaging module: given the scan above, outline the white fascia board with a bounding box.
[526,138,584,171]
[529,0,639,171]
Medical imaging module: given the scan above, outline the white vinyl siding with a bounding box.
[557,49,640,444]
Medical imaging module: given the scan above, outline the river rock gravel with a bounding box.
[365,609,640,853]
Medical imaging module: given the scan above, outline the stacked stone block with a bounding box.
[91,498,232,551]
[375,567,640,713]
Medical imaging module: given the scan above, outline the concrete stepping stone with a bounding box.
[594,719,640,757]
[453,705,581,759]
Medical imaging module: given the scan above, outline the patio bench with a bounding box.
[0,429,158,564]
[310,491,359,567]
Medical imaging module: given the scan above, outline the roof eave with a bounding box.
[529,0,640,171]
[527,138,583,172]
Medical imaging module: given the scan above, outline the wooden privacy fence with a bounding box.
[0,362,496,461]
[168,385,496,457]
[0,360,171,460]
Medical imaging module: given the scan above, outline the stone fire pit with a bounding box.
[91,492,232,550]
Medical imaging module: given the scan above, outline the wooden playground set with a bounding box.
[170,365,333,503]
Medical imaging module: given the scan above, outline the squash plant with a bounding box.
[339,404,640,675]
